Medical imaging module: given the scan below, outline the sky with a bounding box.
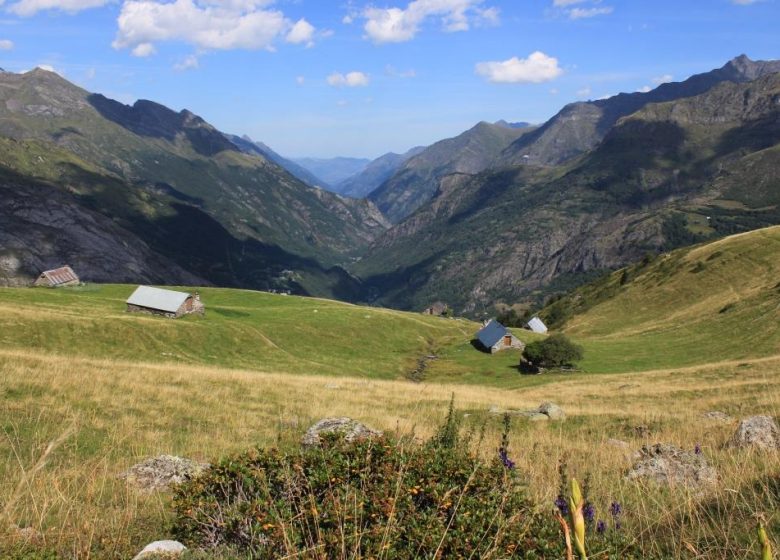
[0,0,778,158]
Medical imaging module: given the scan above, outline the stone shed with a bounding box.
[126,286,205,318]
[476,319,525,354]
[33,265,80,288]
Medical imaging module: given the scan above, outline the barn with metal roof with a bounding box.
[526,316,548,334]
[476,319,525,354]
[33,265,80,288]
[126,286,205,318]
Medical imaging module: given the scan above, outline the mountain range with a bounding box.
[1,55,778,316]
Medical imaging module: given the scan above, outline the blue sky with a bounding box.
[1,0,778,158]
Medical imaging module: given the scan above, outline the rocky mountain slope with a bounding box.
[353,69,780,313]
[336,146,426,199]
[498,54,780,167]
[226,134,326,188]
[368,121,533,222]
[0,68,386,294]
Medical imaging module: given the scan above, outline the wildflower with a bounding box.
[555,495,569,516]
[694,443,702,455]
[609,501,622,517]
[498,447,515,470]
[583,502,595,524]
[596,520,606,534]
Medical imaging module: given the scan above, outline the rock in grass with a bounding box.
[538,402,565,420]
[132,540,186,559]
[727,415,780,450]
[120,455,209,493]
[626,443,717,487]
[302,417,382,447]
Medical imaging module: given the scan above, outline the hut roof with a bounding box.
[126,286,191,313]
[477,319,510,348]
[527,316,548,334]
[40,266,79,286]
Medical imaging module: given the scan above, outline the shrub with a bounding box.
[522,334,584,369]
[172,409,562,558]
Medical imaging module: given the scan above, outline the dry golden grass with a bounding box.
[2,349,779,558]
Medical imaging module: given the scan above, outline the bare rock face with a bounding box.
[132,540,186,560]
[302,417,382,447]
[727,416,780,450]
[120,455,209,493]
[627,443,717,487]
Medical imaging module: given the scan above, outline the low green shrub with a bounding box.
[171,410,562,558]
[523,334,584,369]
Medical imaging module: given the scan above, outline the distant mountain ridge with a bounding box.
[226,134,326,188]
[292,156,372,188]
[336,146,426,199]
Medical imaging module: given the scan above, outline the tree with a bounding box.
[522,334,584,369]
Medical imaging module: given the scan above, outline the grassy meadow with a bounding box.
[0,227,779,558]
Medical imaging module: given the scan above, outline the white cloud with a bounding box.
[385,64,416,78]
[553,0,587,5]
[549,87,559,95]
[286,18,314,46]
[131,42,156,57]
[361,0,499,44]
[327,71,369,87]
[295,75,305,85]
[732,0,762,4]
[0,39,13,50]
[576,86,591,98]
[652,73,673,85]
[475,51,563,84]
[35,64,64,76]
[85,67,96,79]
[113,0,315,55]
[569,6,613,19]
[637,85,651,93]
[8,0,110,17]
[174,54,199,71]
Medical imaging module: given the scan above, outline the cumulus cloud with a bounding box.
[327,71,370,87]
[174,54,199,71]
[113,0,317,55]
[131,42,156,57]
[475,51,563,84]
[652,73,673,84]
[0,39,13,50]
[361,0,499,44]
[286,18,315,46]
[8,0,111,17]
[295,75,305,85]
[576,86,591,98]
[637,85,651,93]
[569,6,612,18]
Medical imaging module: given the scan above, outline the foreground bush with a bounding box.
[523,334,584,369]
[172,412,562,558]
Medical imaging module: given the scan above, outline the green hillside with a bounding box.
[543,225,780,372]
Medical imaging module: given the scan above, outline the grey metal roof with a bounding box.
[126,286,191,313]
[527,316,548,334]
[477,319,509,348]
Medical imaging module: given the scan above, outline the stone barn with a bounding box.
[126,286,205,318]
[422,301,449,316]
[526,316,548,334]
[33,265,80,288]
[476,319,525,354]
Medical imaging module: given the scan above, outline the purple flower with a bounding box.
[610,501,622,518]
[554,495,569,516]
[596,520,607,534]
[498,447,515,470]
[583,502,595,524]
[694,443,702,455]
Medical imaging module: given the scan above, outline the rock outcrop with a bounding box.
[302,417,382,447]
[120,455,208,492]
[626,443,717,487]
[727,416,780,450]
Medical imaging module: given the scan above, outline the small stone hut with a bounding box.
[526,316,548,334]
[422,301,449,316]
[476,319,524,354]
[33,265,80,288]
[126,286,205,318]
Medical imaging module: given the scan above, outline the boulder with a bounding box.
[302,417,382,447]
[538,402,565,420]
[626,443,717,487]
[727,416,780,450]
[120,455,209,493]
[132,540,186,559]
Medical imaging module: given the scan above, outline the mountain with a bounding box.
[540,225,780,370]
[0,68,386,295]
[226,134,326,188]
[494,120,532,129]
[336,146,426,199]
[291,156,372,188]
[353,68,780,314]
[368,121,534,223]
[498,54,780,167]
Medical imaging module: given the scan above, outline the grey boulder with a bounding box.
[132,540,186,559]
[727,416,780,450]
[626,443,717,487]
[120,455,209,493]
[302,417,382,447]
